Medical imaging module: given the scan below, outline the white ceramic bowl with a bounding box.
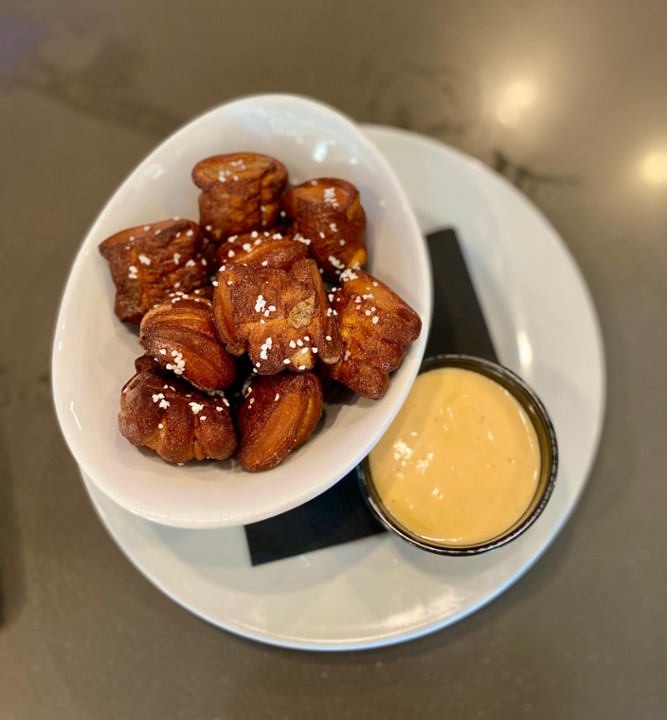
[52,94,432,528]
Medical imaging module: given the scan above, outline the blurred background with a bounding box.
[1,1,665,718]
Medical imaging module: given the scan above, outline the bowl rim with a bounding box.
[357,353,559,556]
[51,93,432,528]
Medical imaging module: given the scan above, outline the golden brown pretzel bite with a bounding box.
[236,372,323,471]
[140,298,237,392]
[118,358,237,463]
[214,229,308,272]
[213,258,342,374]
[166,285,215,303]
[98,218,209,325]
[282,178,367,279]
[321,269,422,400]
[192,153,288,242]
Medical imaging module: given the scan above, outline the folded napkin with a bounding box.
[244,228,498,565]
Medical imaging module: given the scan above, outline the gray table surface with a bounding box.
[1,1,666,718]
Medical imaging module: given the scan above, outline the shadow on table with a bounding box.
[0,421,25,629]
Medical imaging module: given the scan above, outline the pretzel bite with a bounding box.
[213,258,342,374]
[215,229,308,272]
[322,269,422,400]
[199,234,220,271]
[140,298,237,392]
[168,285,215,303]
[192,153,288,242]
[236,372,323,471]
[98,219,209,325]
[282,178,367,279]
[118,358,237,463]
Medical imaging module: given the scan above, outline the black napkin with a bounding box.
[244,228,498,565]
[424,228,498,363]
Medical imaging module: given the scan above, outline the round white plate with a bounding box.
[82,125,606,651]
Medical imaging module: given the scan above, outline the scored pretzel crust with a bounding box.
[236,372,323,472]
[140,298,237,392]
[212,258,342,374]
[119,357,237,463]
[322,269,422,400]
[192,153,288,242]
[215,229,308,272]
[282,178,367,279]
[98,218,209,324]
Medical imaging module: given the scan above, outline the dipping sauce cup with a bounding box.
[357,354,558,556]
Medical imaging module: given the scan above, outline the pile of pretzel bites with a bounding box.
[99,153,421,471]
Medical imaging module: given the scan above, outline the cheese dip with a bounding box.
[368,367,541,546]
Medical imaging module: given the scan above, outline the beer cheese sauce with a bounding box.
[369,367,540,546]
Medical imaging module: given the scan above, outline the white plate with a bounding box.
[51,95,430,528]
[81,125,606,651]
